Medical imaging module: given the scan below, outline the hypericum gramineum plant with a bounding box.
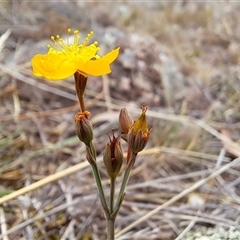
[31,29,150,240]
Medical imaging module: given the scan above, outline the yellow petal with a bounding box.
[31,54,77,80]
[83,59,111,76]
[80,44,100,61]
[101,48,120,64]
[82,48,120,76]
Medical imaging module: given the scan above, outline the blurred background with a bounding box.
[1,1,240,239]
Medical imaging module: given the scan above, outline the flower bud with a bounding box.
[75,111,93,147]
[127,128,149,154]
[103,134,123,179]
[127,106,150,154]
[119,108,133,134]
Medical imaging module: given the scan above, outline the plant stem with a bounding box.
[88,142,109,216]
[110,176,115,214]
[107,218,115,240]
[74,72,88,112]
[89,142,96,159]
[79,95,85,112]
[114,167,131,214]
[113,153,137,215]
[91,161,109,216]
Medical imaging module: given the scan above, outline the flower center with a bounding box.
[47,29,100,63]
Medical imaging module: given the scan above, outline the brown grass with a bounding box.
[1,1,240,239]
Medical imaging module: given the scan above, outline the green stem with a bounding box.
[113,152,137,216]
[113,167,131,214]
[89,142,96,159]
[91,163,109,216]
[88,142,109,216]
[107,218,115,240]
[110,176,115,214]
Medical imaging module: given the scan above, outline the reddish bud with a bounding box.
[127,106,150,154]
[127,128,150,154]
[75,111,93,146]
[103,133,123,179]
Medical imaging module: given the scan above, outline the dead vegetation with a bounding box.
[1,1,240,239]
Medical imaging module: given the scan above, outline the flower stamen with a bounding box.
[67,28,71,45]
[83,31,93,46]
[49,35,62,51]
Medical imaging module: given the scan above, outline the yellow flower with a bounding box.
[31,29,119,80]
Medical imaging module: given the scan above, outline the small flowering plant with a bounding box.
[31,29,150,240]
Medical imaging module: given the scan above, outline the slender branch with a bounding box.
[91,163,109,216]
[113,167,131,214]
[113,154,136,216]
[113,152,137,216]
[88,140,109,216]
[110,177,115,214]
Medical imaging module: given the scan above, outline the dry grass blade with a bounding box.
[0,207,9,240]
[0,29,11,53]
[116,156,240,238]
[0,161,88,205]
